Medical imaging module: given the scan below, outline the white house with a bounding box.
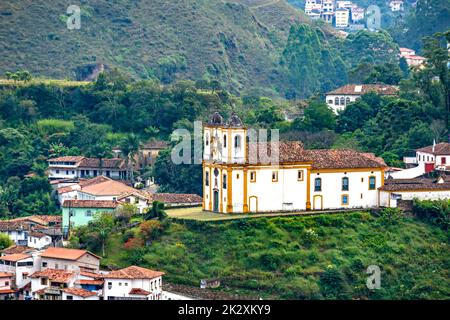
[39,247,101,273]
[379,175,450,207]
[0,272,15,299]
[27,232,52,249]
[103,266,165,300]
[0,252,41,290]
[48,156,128,181]
[335,8,350,28]
[30,268,77,300]
[325,84,399,113]
[203,113,387,213]
[414,142,450,172]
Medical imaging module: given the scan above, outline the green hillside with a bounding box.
[99,212,450,300]
[0,0,332,94]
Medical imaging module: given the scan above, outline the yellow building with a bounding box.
[202,113,387,214]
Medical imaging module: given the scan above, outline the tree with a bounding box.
[145,201,167,221]
[422,31,450,128]
[90,142,112,177]
[120,133,140,181]
[90,212,115,257]
[115,203,138,226]
[0,234,13,250]
[139,220,163,244]
[301,100,336,132]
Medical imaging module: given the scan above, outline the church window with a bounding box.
[341,195,349,205]
[205,171,209,186]
[315,178,322,192]
[250,171,256,182]
[223,135,227,148]
[369,176,376,190]
[223,174,227,189]
[342,177,349,191]
[298,170,304,181]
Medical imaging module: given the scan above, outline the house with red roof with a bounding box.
[40,247,101,273]
[103,266,165,300]
[0,272,15,300]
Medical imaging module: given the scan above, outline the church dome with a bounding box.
[228,113,243,127]
[208,112,224,125]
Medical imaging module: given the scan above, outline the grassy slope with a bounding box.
[104,212,450,300]
[0,0,329,92]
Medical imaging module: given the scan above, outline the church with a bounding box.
[202,112,387,213]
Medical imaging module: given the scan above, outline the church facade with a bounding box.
[202,113,387,213]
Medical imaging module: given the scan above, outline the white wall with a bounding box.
[103,277,163,300]
[27,235,52,249]
[380,190,450,207]
[325,94,359,113]
[389,162,425,179]
[310,170,382,210]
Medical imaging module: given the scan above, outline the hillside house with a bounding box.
[0,252,41,290]
[30,269,76,300]
[62,200,119,236]
[325,84,399,113]
[103,266,165,300]
[335,8,350,28]
[40,247,101,273]
[0,272,15,300]
[48,156,128,180]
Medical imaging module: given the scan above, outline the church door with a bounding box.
[213,190,219,212]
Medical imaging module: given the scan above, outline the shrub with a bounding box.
[413,199,450,230]
[0,234,13,250]
[301,228,319,247]
[379,207,403,225]
[319,265,350,299]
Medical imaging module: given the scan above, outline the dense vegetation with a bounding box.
[0,0,334,97]
[91,211,450,299]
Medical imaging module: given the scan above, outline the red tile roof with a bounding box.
[77,279,104,286]
[0,272,14,278]
[62,200,119,209]
[380,177,450,191]
[62,287,98,297]
[48,156,85,163]
[41,247,100,261]
[416,142,450,156]
[248,142,386,169]
[1,245,35,255]
[80,271,104,279]
[30,269,74,283]
[129,288,151,296]
[105,266,165,280]
[149,193,203,204]
[327,84,399,96]
[0,289,16,294]
[143,141,169,150]
[79,178,142,197]
[79,158,126,169]
[0,253,31,262]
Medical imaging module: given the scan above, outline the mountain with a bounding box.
[0,0,335,94]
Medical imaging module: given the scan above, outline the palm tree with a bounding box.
[120,134,140,181]
[91,142,111,177]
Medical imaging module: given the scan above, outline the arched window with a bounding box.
[223,174,227,189]
[335,97,339,105]
[340,97,345,105]
[314,178,322,192]
[346,97,351,105]
[223,135,227,148]
[234,135,242,149]
[342,177,349,191]
[205,133,209,146]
